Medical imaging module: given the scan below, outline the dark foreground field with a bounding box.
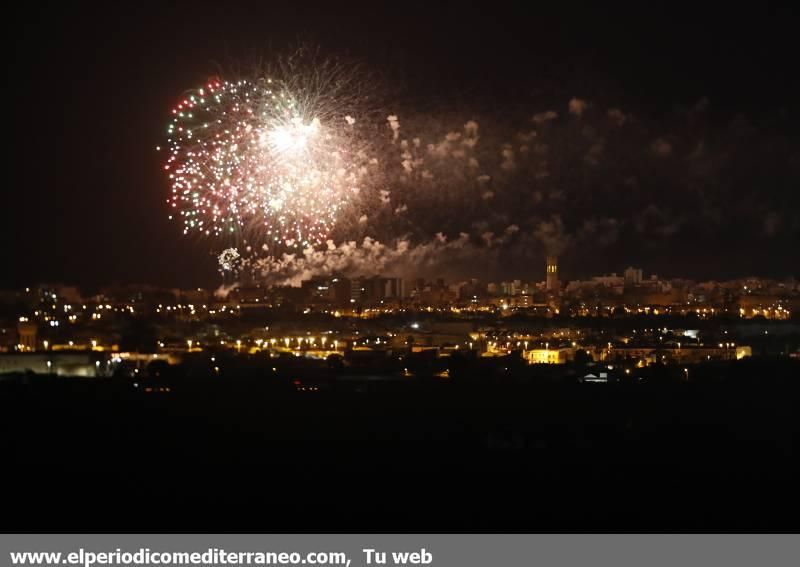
[2,361,798,532]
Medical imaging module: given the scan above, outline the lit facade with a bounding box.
[525,348,574,364]
[546,256,559,292]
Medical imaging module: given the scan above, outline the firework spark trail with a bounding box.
[163,65,797,287]
[162,68,370,257]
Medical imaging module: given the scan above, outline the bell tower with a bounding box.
[546,256,559,292]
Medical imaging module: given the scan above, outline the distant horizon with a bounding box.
[3,267,799,296]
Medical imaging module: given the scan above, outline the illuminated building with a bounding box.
[17,321,37,352]
[525,348,574,364]
[604,345,751,364]
[546,256,559,292]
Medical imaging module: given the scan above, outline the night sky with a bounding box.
[7,1,799,290]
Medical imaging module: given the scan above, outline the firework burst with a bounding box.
[217,247,241,271]
[162,61,368,257]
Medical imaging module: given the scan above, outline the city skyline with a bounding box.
[3,260,798,296]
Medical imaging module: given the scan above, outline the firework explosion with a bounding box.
[162,72,364,256]
[217,247,241,271]
[163,56,798,288]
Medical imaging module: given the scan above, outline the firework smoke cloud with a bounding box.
[163,55,800,286]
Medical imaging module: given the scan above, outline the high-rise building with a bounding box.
[350,279,365,303]
[382,277,404,299]
[350,277,405,304]
[624,267,643,286]
[304,277,352,305]
[546,256,559,292]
